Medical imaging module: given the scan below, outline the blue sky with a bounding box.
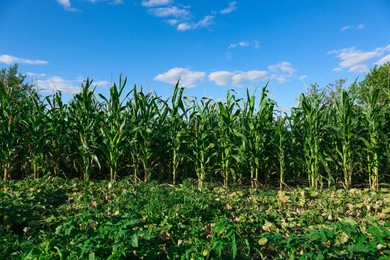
[1,0,390,109]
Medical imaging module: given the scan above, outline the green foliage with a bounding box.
[0,178,389,258]
[299,92,327,188]
[0,65,36,182]
[241,86,275,188]
[98,76,130,181]
[0,62,389,190]
[0,64,31,93]
[68,78,102,181]
[1,62,390,259]
[331,90,356,189]
[352,62,390,188]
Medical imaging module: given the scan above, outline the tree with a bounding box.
[0,64,32,94]
[352,62,390,106]
[0,64,35,182]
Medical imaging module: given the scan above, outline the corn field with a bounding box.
[1,64,389,190]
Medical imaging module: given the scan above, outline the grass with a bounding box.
[1,176,389,259]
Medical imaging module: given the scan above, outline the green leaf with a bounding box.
[258,237,268,246]
[131,234,139,248]
[340,218,358,226]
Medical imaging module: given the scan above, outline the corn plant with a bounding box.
[216,90,245,188]
[161,83,187,184]
[286,107,305,183]
[0,63,389,189]
[274,111,289,190]
[0,85,18,182]
[360,86,381,189]
[126,86,161,183]
[331,90,356,189]
[353,63,390,189]
[45,91,70,177]
[299,92,327,189]
[68,78,101,181]
[99,77,130,181]
[22,90,49,179]
[189,97,218,190]
[241,86,274,188]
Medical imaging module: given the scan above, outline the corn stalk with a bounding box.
[241,86,274,188]
[45,92,69,177]
[22,90,48,179]
[299,93,327,189]
[361,86,381,189]
[163,83,187,184]
[274,112,289,190]
[99,76,131,181]
[68,78,101,181]
[332,90,355,189]
[126,86,160,183]
[0,86,17,182]
[189,97,217,190]
[216,90,244,188]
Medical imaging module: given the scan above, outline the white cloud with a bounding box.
[154,67,205,87]
[233,70,268,84]
[148,6,189,18]
[156,62,295,88]
[108,0,124,4]
[141,0,172,7]
[328,45,390,73]
[86,0,124,5]
[272,75,289,84]
[56,0,79,11]
[357,24,365,30]
[142,2,230,31]
[177,22,192,31]
[268,61,295,74]
[176,15,214,31]
[208,71,234,86]
[340,25,351,32]
[220,2,237,14]
[340,50,378,67]
[376,44,390,53]
[166,19,179,25]
[94,80,111,88]
[37,76,81,94]
[209,70,268,86]
[62,0,123,7]
[57,0,71,8]
[340,24,365,32]
[35,75,111,95]
[228,40,258,49]
[332,67,343,72]
[239,41,249,47]
[197,15,214,27]
[268,62,296,84]
[26,72,46,77]
[209,62,295,86]
[0,54,48,65]
[376,54,390,66]
[349,64,369,73]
